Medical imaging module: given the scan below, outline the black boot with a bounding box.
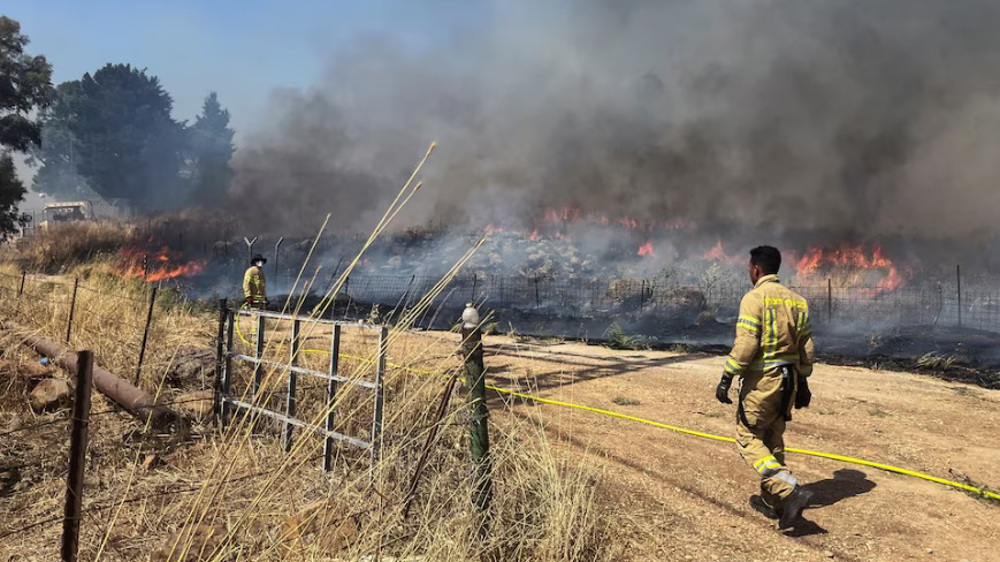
[778,487,813,530]
[749,495,780,520]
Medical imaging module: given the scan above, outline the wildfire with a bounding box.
[701,240,742,264]
[794,245,907,290]
[638,240,655,257]
[117,247,206,282]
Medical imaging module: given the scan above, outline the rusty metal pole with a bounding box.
[461,303,492,537]
[133,286,158,386]
[66,278,79,343]
[61,351,93,562]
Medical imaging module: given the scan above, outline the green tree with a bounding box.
[68,63,186,210]
[30,81,93,198]
[0,16,52,237]
[189,91,235,205]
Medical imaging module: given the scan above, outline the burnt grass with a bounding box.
[268,293,1000,390]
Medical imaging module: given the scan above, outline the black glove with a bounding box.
[795,377,811,409]
[716,374,734,404]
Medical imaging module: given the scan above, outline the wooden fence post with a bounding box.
[66,278,79,343]
[61,351,93,562]
[461,303,492,537]
[134,286,158,385]
[827,278,833,323]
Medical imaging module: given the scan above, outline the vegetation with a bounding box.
[0,16,52,239]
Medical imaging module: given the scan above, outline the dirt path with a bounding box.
[448,333,1000,562]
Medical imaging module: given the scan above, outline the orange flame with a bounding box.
[638,241,655,257]
[701,240,742,263]
[117,247,206,282]
[794,245,907,290]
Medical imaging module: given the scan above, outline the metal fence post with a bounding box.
[273,237,284,288]
[284,319,300,453]
[214,299,228,427]
[323,324,341,472]
[18,270,25,298]
[61,351,93,562]
[461,304,492,537]
[827,278,833,324]
[221,309,235,429]
[534,277,540,308]
[66,278,79,343]
[134,286,158,385]
[957,265,962,328]
[370,326,387,480]
[253,314,265,398]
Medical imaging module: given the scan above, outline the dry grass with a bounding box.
[0,176,628,560]
[13,222,142,273]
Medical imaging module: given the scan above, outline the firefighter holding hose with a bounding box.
[715,245,815,529]
[243,254,268,309]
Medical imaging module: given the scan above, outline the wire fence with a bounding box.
[316,273,1000,336]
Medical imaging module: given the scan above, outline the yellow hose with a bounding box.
[233,313,1000,502]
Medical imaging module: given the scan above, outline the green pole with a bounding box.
[461,303,492,538]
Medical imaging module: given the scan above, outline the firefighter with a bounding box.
[243,254,268,309]
[715,245,815,529]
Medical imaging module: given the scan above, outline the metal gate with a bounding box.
[215,303,386,472]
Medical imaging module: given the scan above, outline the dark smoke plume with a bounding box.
[231,0,1000,239]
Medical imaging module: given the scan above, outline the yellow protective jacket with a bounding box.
[243,265,266,302]
[724,274,814,379]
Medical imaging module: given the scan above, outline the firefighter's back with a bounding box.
[752,279,809,369]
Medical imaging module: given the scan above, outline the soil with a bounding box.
[462,333,1000,562]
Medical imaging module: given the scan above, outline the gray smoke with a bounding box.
[231,0,1000,239]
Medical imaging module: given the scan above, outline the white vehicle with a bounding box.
[38,201,95,230]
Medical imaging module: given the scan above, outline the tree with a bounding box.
[189,91,235,205]
[68,63,186,210]
[0,16,52,237]
[30,81,93,198]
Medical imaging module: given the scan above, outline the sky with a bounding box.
[4,0,484,137]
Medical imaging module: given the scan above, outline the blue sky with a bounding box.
[4,0,484,137]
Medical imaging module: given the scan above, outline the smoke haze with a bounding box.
[231,0,1000,239]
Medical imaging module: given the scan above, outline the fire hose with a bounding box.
[233,311,1000,502]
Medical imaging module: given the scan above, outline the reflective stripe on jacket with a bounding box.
[243,265,266,301]
[725,275,814,378]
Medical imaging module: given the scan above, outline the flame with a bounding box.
[701,240,742,263]
[794,244,907,290]
[528,229,540,242]
[117,247,205,282]
[638,240,655,257]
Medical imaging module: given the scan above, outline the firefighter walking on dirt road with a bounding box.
[715,245,815,529]
[243,254,268,309]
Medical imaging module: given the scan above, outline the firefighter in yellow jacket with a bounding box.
[716,245,815,529]
[243,254,268,309]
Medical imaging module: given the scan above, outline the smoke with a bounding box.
[231,0,1000,239]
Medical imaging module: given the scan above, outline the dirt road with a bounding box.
[461,334,1000,562]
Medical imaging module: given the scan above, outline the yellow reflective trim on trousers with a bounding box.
[753,455,782,474]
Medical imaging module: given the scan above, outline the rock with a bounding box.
[178,391,215,421]
[823,551,834,558]
[29,378,71,413]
